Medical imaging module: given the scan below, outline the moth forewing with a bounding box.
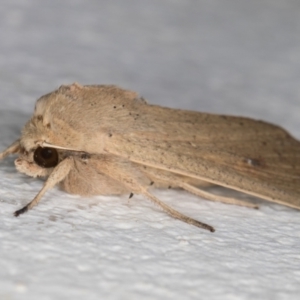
[105,125,300,210]
[1,83,300,232]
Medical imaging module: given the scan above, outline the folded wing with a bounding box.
[104,104,300,208]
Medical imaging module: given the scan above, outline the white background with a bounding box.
[0,1,299,299]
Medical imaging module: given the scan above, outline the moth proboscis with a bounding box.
[1,83,300,232]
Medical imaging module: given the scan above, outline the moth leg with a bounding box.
[0,139,20,160]
[141,188,215,232]
[14,157,74,216]
[97,158,215,232]
[180,182,258,209]
[139,166,257,209]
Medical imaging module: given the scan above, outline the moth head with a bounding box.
[15,146,60,178]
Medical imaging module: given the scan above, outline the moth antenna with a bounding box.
[179,183,259,209]
[141,188,215,232]
[39,141,78,151]
[14,158,73,216]
[0,139,20,160]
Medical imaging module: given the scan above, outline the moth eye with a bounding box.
[34,147,59,168]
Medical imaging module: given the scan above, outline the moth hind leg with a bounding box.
[180,182,258,209]
[140,166,258,209]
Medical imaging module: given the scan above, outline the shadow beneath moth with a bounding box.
[1,83,300,232]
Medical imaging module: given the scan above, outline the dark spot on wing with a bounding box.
[243,158,264,167]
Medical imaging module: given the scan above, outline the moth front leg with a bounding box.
[14,157,74,216]
[0,139,20,160]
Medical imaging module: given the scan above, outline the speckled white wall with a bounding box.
[0,1,300,299]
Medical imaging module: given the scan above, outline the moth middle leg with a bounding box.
[91,155,215,232]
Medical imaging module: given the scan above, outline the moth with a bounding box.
[0,83,300,232]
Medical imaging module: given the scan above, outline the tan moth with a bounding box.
[1,83,300,232]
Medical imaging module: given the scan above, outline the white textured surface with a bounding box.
[0,1,300,299]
